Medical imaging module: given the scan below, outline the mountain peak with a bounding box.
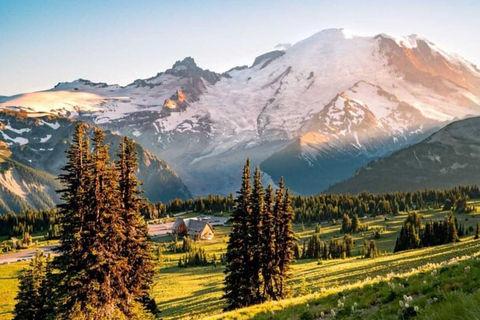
[172,57,198,70]
[286,28,358,57]
[165,57,222,85]
[307,28,355,40]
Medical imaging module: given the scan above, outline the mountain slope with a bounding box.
[1,29,480,195]
[261,81,442,193]
[0,141,60,213]
[0,111,191,208]
[326,116,480,194]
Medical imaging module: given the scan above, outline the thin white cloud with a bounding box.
[275,43,292,50]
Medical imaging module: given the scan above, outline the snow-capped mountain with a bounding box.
[1,28,480,195]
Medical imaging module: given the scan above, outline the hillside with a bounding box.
[0,111,191,210]
[327,116,480,194]
[0,147,60,213]
[2,202,480,319]
[209,247,480,320]
[2,29,479,195]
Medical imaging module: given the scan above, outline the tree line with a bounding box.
[223,160,295,310]
[13,124,157,319]
[155,185,480,223]
[292,186,480,223]
[394,212,466,252]
[0,208,60,238]
[3,183,479,239]
[299,233,354,260]
[166,194,235,214]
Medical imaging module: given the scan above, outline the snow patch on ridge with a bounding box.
[0,131,28,145]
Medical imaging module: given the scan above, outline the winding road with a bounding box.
[0,245,58,264]
[0,221,174,264]
[0,217,227,264]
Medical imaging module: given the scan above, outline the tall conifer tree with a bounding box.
[250,167,265,303]
[224,165,296,308]
[13,250,47,320]
[272,177,285,296]
[224,159,253,310]
[116,137,155,307]
[276,187,295,299]
[260,184,277,300]
[53,125,155,319]
[55,123,94,317]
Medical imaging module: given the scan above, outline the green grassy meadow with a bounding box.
[1,204,480,320]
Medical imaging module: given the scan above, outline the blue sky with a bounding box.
[1,0,479,95]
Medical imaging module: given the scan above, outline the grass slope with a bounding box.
[1,204,480,319]
[211,247,480,320]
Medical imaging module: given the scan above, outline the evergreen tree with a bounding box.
[54,126,155,319]
[272,177,285,298]
[250,167,265,303]
[276,187,295,299]
[54,123,94,317]
[305,234,322,259]
[224,167,296,308]
[321,241,329,260]
[341,214,352,233]
[260,184,277,301]
[38,255,55,319]
[423,222,434,247]
[394,212,422,252]
[116,137,156,310]
[351,214,362,233]
[224,159,253,310]
[73,128,131,318]
[445,214,460,243]
[301,240,307,259]
[13,250,47,320]
[364,240,378,258]
[344,234,354,257]
[293,242,300,260]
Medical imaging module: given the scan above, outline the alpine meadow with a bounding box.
[1,1,480,319]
